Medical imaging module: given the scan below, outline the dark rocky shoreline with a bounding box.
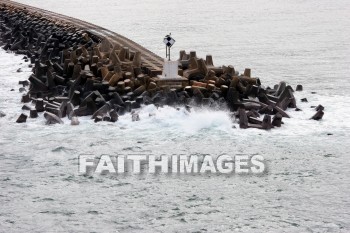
[0,3,323,129]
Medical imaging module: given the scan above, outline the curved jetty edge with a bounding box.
[0,2,324,129]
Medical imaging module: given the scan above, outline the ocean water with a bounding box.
[1,0,350,232]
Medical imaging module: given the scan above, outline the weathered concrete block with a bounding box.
[296,84,303,91]
[16,113,27,123]
[133,85,146,97]
[71,116,80,125]
[45,106,62,117]
[94,115,103,123]
[315,104,324,111]
[288,89,297,108]
[91,103,111,119]
[262,115,272,130]
[22,104,31,111]
[259,104,274,115]
[29,74,48,92]
[66,102,75,120]
[30,109,38,118]
[21,94,30,103]
[35,98,45,112]
[44,112,64,125]
[277,97,291,110]
[239,108,248,129]
[274,81,286,97]
[117,106,126,116]
[74,100,96,116]
[132,112,140,122]
[248,116,262,125]
[59,101,67,118]
[103,115,111,121]
[19,80,29,87]
[243,68,251,77]
[273,105,290,118]
[131,101,141,109]
[226,87,239,110]
[109,109,119,122]
[310,110,324,120]
[132,51,141,68]
[272,113,282,127]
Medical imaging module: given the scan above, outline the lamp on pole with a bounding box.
[163,33,175,61]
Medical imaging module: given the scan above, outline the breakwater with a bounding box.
[0,1,323,129]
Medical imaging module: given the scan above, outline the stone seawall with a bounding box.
[0,1,324,128]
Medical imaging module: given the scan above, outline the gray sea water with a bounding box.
[1,0,350,232]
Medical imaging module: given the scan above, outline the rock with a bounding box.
[70,117,80,125]
[19,87,26,93]
[310,110,324,120]
[16,68,22,72]
[296,84,303,91]
[301,98,308,103]
[16,114,27,123]
[44,112,64,125]
[0,111,7,117]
